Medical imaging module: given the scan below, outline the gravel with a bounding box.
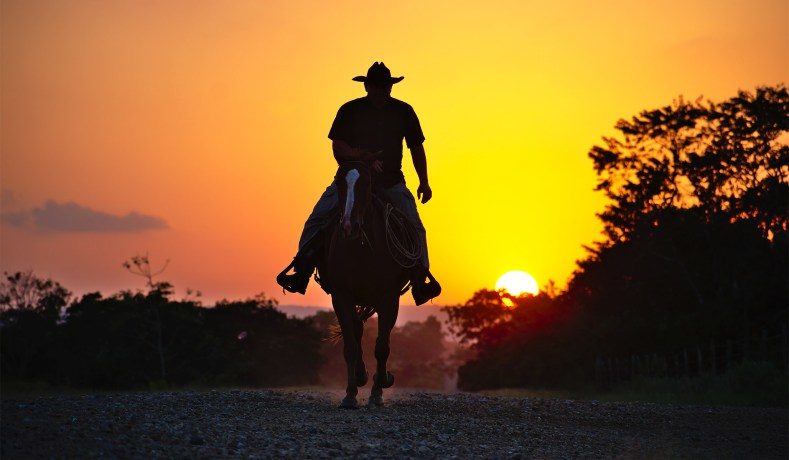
[2,388,786,458]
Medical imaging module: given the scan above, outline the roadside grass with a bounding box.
[479,363,788,408]
[1,380,90,398]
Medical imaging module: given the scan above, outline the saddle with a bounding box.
[312,189,421,296]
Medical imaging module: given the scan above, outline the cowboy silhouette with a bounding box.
[277,62,441,305]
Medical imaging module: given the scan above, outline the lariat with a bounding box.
[382,201,423,268]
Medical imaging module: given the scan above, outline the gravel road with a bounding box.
[2,388,786,458]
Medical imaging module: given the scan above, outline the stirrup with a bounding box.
[276,258,311,294]
[412,269,441,306]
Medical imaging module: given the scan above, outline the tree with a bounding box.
[204,293,324,387]
[0,269,72,320]
[390,316,448,388]
[442,290,512,346]
[121,253,174,383]
[589,85,788,242]
[0,270,72,381]
[583,85,788,361]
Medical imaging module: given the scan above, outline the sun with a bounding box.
[496,270,539,296]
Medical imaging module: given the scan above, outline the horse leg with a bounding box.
[332,293,360,409]
[353,313,368,386]
[369,295,399,407]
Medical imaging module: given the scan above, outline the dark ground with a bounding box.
[2,388,787,458]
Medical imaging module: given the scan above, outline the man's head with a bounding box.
[364,81,393,104]
[353,62,402,104]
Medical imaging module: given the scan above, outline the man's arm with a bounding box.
[332,139,361,161]
[410,143,432,204]
[333,140,384,172]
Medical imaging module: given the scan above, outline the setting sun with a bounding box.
[495,270,539,296]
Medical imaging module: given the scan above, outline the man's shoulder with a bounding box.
[389,97,415,111]
[338,97,368,111]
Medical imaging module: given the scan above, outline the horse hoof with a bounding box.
[339,395,358,409]
[367,394,384,408]
[373,372,395,389]
[356,369,369,387]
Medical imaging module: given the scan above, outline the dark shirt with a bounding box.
[328,96,425,188]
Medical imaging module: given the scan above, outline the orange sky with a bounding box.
[1,0,787,307]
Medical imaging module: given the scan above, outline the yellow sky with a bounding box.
[1,0,787,307]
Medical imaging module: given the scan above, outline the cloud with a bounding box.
[1,199,168,233]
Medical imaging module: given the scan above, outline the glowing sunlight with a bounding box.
[496,270,539,297]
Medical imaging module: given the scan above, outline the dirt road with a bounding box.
[2,388,786,458]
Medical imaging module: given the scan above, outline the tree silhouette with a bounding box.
[442,290,512,346]
[0,263,326,389]
[0,269,72,319]
[121,253,174,383]
[589,85,787,242]
[0,270,71,381]
[585,84,788,358]
[204,293,323,386]
[122,252,172,293]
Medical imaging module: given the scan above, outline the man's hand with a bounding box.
[417,182,432,204]
[351,147,372,159]
[362,149,383,173]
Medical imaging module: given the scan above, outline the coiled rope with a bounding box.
[383,202,423,269]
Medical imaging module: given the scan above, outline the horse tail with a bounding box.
[327,323,343,344]
[325,305,377,344]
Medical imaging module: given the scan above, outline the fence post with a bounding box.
[696,346,703,375]
[726,339,733,371]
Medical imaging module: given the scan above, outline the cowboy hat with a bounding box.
[352,62,404,84]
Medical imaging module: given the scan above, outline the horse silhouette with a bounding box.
[316,160,411,408]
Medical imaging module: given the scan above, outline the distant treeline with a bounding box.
[443,85,788,402]
[0,269,454,391]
